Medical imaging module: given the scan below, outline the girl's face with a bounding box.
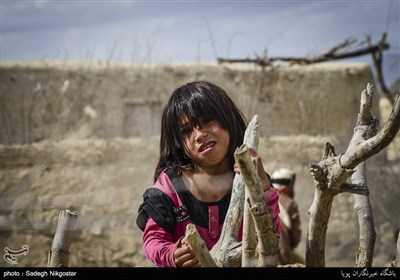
[179,115,230,171]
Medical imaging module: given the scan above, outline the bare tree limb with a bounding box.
[306,83,399,267]
[217,34,390,67]
[242,187,257,267]
[210,115,260,267]
[345,81,378,267]
[368,33,395,104]
[341,86,400,169]
[340,183,369,195]
[235,145,279,267]
[185,224,217,267]
[352,162,376,267]
[396,231,400,267]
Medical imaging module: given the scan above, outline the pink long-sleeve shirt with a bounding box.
[138,169,281,267]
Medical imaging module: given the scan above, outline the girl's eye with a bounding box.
[180,127,192,136]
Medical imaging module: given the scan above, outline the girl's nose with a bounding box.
[194,125,207,140]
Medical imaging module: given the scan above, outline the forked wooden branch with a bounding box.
[346,83,378,267]
[306,83,399,267]
[209,114,261,267]
[235,145,279,267]
[341,84,400,169]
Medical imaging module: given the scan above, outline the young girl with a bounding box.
[136,81,281,267]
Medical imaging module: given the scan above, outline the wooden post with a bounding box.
[47,209,79,267]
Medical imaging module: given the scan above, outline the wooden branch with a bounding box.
[210,115,260,267]
[343,83,378,267]
[396,231,400,267]
[306,187,335,267]
[47,209,79,267]
[217,33,390,66]
[185,224,217,267]
[242,187,257,267]
[235,145,279,267]
[369,33,395,104]
[306,83,396,267]
[341,85,400,169]
[352,162,376,267]
[319,37,357,59]
[340,183,369,195]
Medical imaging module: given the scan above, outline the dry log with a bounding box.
[47,209,79,267]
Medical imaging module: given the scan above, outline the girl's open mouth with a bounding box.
[199,141,216,153]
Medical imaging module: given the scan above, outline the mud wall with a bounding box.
[1,61,377,149]
[0,61,398,267]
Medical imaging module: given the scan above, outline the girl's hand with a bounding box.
[173,238,201,267]
[234,148,271,192]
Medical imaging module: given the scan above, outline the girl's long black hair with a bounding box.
[153,81,247,183]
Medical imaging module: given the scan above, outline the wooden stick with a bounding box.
[47,209,79,267]
[341,85,400,169]
[242,186,257,267]
[348,84,377,267]
[210,115,260,267]
[396,231,400,267]
[353,162,376,267]
[235,145,279,267]
[185,224,217,267]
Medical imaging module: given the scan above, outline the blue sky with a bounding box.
[1,0,399,85]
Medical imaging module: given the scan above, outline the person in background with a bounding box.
[271,168,302,265]
[136,81,281,267]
